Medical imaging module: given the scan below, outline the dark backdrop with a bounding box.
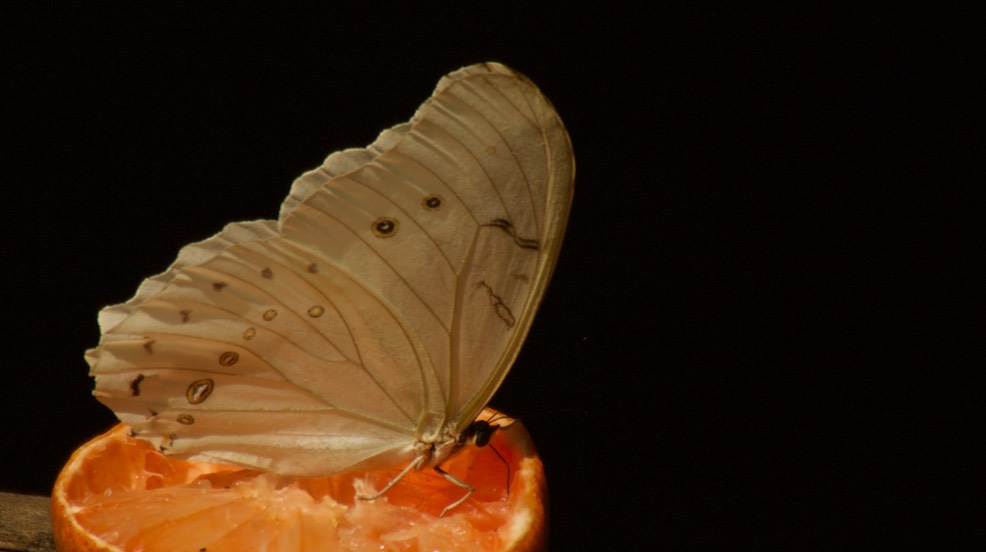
[4,6,974,549]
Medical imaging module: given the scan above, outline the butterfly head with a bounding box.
[460,412,517,448]
[462,420,495,447]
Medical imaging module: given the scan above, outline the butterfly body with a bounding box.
[88,63,574,483]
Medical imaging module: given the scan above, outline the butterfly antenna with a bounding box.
[489,442,511,495]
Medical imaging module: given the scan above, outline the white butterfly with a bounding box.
[88,62,574,512]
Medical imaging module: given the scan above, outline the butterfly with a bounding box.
[87,62,574,514]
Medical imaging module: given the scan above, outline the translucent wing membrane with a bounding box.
[89,62,574,476]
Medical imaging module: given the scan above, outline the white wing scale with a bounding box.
[89,63,574,476]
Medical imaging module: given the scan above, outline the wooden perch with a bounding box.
[0,492,55,552]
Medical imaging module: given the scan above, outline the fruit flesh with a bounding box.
[52,409,546,551]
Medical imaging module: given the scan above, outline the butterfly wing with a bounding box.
[411,64,575,432]
[88,63,574,476]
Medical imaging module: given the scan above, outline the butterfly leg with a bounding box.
[434,466,475,517]
[357,455,424,501]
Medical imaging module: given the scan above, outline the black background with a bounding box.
[4,5,977,549]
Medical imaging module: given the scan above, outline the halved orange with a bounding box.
[51,408,546,551]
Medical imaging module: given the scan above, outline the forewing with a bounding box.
[278,63,574,432]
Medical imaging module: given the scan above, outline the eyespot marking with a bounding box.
[219,351,239,366]
[423,195,444,210]
[186,379,214,404]
[242,327,256,340]
[372,217,399,238]
[177,414,195,425]
[262,309,277,321]
[307,305,325,318]
[261,268,273,279]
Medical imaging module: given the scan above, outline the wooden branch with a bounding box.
[0,492,55,552]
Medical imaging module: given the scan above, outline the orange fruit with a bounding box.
[51,408,546,551]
